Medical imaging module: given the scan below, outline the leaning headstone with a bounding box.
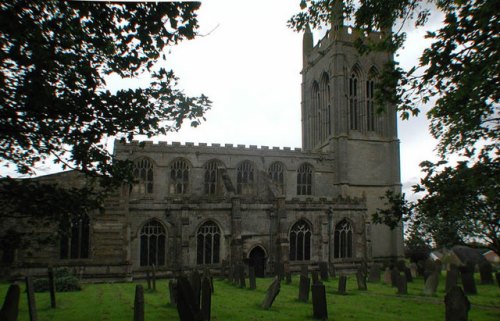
[338,275,347,295]
[238,264,246,289]
[390,267,399,288]
[0,284,20,321]
[169,279,178,306]
[445,266,459,294]
[298,275,310,302]
[383,268,392,285]
[479,262,493,285]
[356,269,367,291]
[249,266,256,290]
[301,264,309,278]
[319,262,329,281]
[459,265,477,295]
[397,274,407,295]
[133,285,144,321]
[201,277,211,321]
[311,282,328,320]
[329,263,336,279]
[404,267,413,282]
[445,286,470,321]
[423,272,440,295]
[368,264,381,283]
[25,276,38,321]
[176,276,203,321]
[261,276,280,310]
[311,271,319,285]
[48,267,56,308]
[151,264,157,291]
[190,270,202,309]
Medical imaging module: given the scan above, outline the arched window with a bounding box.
[310,81,320,148]
[289,220,312,261]
[133,158,154,194]
[197,221,221,265]
[366,78,375,132]
[334,219,353,259]
[60,214,90,259]
[237,161,255,195]
[170,158,190,194]
[349,71,359,130]
[140,219,166,266]
[268,162,285,194]
[320,72,330,141]
[204,160,224,195]
[297,163,313,195]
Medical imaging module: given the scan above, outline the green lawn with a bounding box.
[1,274,499,321]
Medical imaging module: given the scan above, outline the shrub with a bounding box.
[33,268,81,292]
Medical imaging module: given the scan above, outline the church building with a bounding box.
[1,15,403,279]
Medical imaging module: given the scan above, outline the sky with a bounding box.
[3,0,445,199]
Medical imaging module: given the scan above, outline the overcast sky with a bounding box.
[3,0,445,199]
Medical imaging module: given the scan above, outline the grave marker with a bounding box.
[238,264,246,289]
[311,283,328,320]
[390,267,399,288]
[301,264,309,278]
[329,263,336,279]
[319,262,329,281]
[285,272,292,284]
[459,265,477,295]
[190,270,202,309]
[404,267,413,282]
[201,277,211,321]
[424,272,440,295]
[146,269,151,290]
[445,286,470,321]
[445,266,459,294]
[0,284,20,321]
[397,274,407,295]
[249,266,256,290]
[356,269,367,291]
[169,279,178,306]
[48,267,56,308]
[479,262,493,285]
[151,264,157,291]
[338,275,347,295]
[298,275,310,302]
[383,268,392,285]
[311,271,319,285]
[368,264,381,283]
[176,276,203,321]
[133,285,144,321]
[25,276,38,321]
[261,276,280,310]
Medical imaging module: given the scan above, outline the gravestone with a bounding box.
[423,272,440,295]
[424,259,436,282]
[298,275,310,302]
[397,274,407,295]
[368,264,381,283]
[169,279,178,306]
[25,276,38,321]
[249,266,256,290]
[445,286,470,321]
[261,276,280,310]
[133,285,144,321]
[459,265,477,295]
[311,271,319,285]
[48,267,56,308]
[146,270,151,290]
[390,268,399,288]
[0,284,20,321]
[319,262,329,281]
[220,263,226,280]
[301,264,309,278]
[232,265,238,286]
[311,283,328,320]
[360,259,369,277]
[410,262,418,278]
[383,268,392,285]
[285,272,292,284]
[238,264,246,289]
[151,264,157,291]
[404,267,413,282]
[496,272,500,288]
[356,269,367,291]
[201,277,211,321]
[397,260,406,272]
[329,263,336,279]
[176,276,203,321]
[275,262,284,281]
[338,275,347,295]
[445,266,459,294]
[478,262,493,285]
[190,270,202,309]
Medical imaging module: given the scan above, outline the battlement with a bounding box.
[312,26,385,55]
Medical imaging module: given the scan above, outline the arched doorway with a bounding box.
[249,246,266,277]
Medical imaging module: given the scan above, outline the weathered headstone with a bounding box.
[133,285,144,321]
[424,259,436,282]
[176,276,203,321]
[329,263,336,279]
[410,262,418,278]
[146,269,151,290]
[397,274,407,295]
[383,267,391,285]
[390,267,399,288]
[423,272,440,295]
[25,276,38,321]
[201,277,211,321]
[151,264,157,291]
[445,265,459,294]
[249,266,256,290]
[285,272,292,284]
[169,279,178,306]
[478,262,493,285]
[0,284,20,321]
[301,264,309,278]
[238,264,246,289]
[261,276,280,310]
[275,262,284,281]
[319,262,329,281]
[298,275,310,302]
[338,275,347,295]
[368,264,381,283]
[445,286,470,321]
[190,270,202,309]
[232,265,238,286]
[311,282,328,320]
[404,267,413,282]
[356,269,367,291]
[459,265,477,295]
[48,267,56,308]
[311,271,319,285]
[219,263,226,280]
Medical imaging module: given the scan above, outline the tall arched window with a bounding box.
[297,163,313,195]
[237,161,255,195]
[140,219,166,266]
[349,71,359,130]
[289,220,312,261]
[334,219,353,259]
[60,214,90,259]
[197,221,221,265]
[170,158,190,194]
[310,81,320,148]
[366,78,375,132]
[133,158,154,194]
[204,160,224,196]
[320,72,330,141]
[268,162,285,194]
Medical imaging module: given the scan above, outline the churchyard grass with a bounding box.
[1,274,498,321]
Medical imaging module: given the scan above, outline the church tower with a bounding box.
[301,4,403,260]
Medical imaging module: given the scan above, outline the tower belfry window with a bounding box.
[349,73,359,130]
[133,158,154,194]
[366,79,375,132]
[170,159,189,194]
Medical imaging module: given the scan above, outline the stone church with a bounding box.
[2,17,403,279]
